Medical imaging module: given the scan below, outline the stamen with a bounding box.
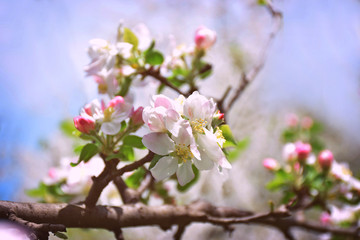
[103,107,114,122]
[98,83,108,94]
[175,143,193,163]
[190,118,207,134]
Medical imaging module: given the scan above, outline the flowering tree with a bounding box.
[1,2,359,240]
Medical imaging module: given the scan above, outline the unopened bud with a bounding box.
[73,116,95,134]
[130,107,144,127]
[285,113,298,127]
[301,116,313,129]
[295,142,312,162]
[263,158,279,171]
[194,26,216,50]
[318,150,334,170]
[108,96,125,109]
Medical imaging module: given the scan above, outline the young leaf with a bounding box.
[123,135,145,149]
[145,50,164,65]
[226,137,250,162]
[219,124,237,145]
[119,145,135,161]
[55,232,68,239]
[71,143,99,167]
[123,28,138,49]
[125,168,146,189]
[266,169,294,191]
[60,119,79,138]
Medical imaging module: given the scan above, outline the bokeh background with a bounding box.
[0,0,360,239]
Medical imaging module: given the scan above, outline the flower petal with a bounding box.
[101,122,121,135]
[193,156,214,170]
[150,156,178,181]
[176,161,195,186]
[142,132,175,155]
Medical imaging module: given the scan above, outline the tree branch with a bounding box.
[0,200,358,239]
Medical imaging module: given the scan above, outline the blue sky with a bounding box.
[0,0,359,200]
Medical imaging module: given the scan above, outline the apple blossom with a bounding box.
[194,26,216,50]
[282,143,297,161]
[143,123,198,186]
[100,96,133,135]
[130,106,144,127]
[318,150,334,170]
[295,142,312,162]
[73,116,95,134]
[285,113,298,127]
[263,158,279,171]
[301,116,313,129]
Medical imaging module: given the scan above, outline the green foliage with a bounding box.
[176,165,199,192]
[220,124,237,146]
[123,135,145,149]
[125,168,146,189]
[266,169,295,191]
[118,77,132,97]
[55,232,68,239]
[71,143,99,167]
[145,50,164,65]
[226,137,250,162]
[60,119,79,138]
[123,27,138,49]
[26,182,73,203]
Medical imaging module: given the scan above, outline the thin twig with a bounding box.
[224,2,283,112]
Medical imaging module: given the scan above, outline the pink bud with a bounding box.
[320,212,331,225]
[295,142,312,162]
[318,150,334,170]
[194,26,216,50]
[73,116,95,134]
[130,107,144,126]
[293,162,301,172]
[108,96,125,109]
[285,113,298,127]
[263,158,279,171]
[214,110,224,120]
[301,116,313,129]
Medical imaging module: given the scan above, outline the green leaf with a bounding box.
[177,165,199,192]
[55,232,68,239]
[145,50,164,65]
[119,145,135,161]
[149,154,162,169]
[257,0,267,5]
[123,135,145,149]
[125,168,146,189]
[26,182,47,198]
[220,125,237,145]
[60,119,79,138]
[266,169,294,191]
[73,144,84,155]
[123,27,138,49]
[71,143,99,167]
[226,137,250,162]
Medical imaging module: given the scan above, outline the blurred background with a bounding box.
[0,0,360,239]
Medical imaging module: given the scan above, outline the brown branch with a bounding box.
[0,200,359,239]
[85,152,155,208]
[113,176,140,204]
[143,68,189,96]
[224,2,283,113]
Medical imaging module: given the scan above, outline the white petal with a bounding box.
[142,133,175,155]
[150,156,178,181]
[101,122,121,135]
[176,161,195,186]
[197,129,231,169]
[193,156,214,170]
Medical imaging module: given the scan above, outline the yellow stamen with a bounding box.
[215,127,226,147]
[190,118,207,134]
[98,83,108,94]
[175,143,193,163]
[104,107,114,122]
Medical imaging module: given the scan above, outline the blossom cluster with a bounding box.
[74,96,143,136]
[142,91,230,186]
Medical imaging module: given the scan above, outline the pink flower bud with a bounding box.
[295,142,312,162]
[73,116,95,134]
[285,113,298,127]
[301,116,313,129]
[108,96,125,109]
[214,110,224,120]
[318,150,334,170]
[320,212,331,225]
[263,158,279,171]
[130,107,144,126]
[194,26,216,50]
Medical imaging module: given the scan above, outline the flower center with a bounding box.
[98,83,108,94]
[190,118,207,134]
[175,143,193,163]
[215,127,226,147]
[104,107,114,122]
